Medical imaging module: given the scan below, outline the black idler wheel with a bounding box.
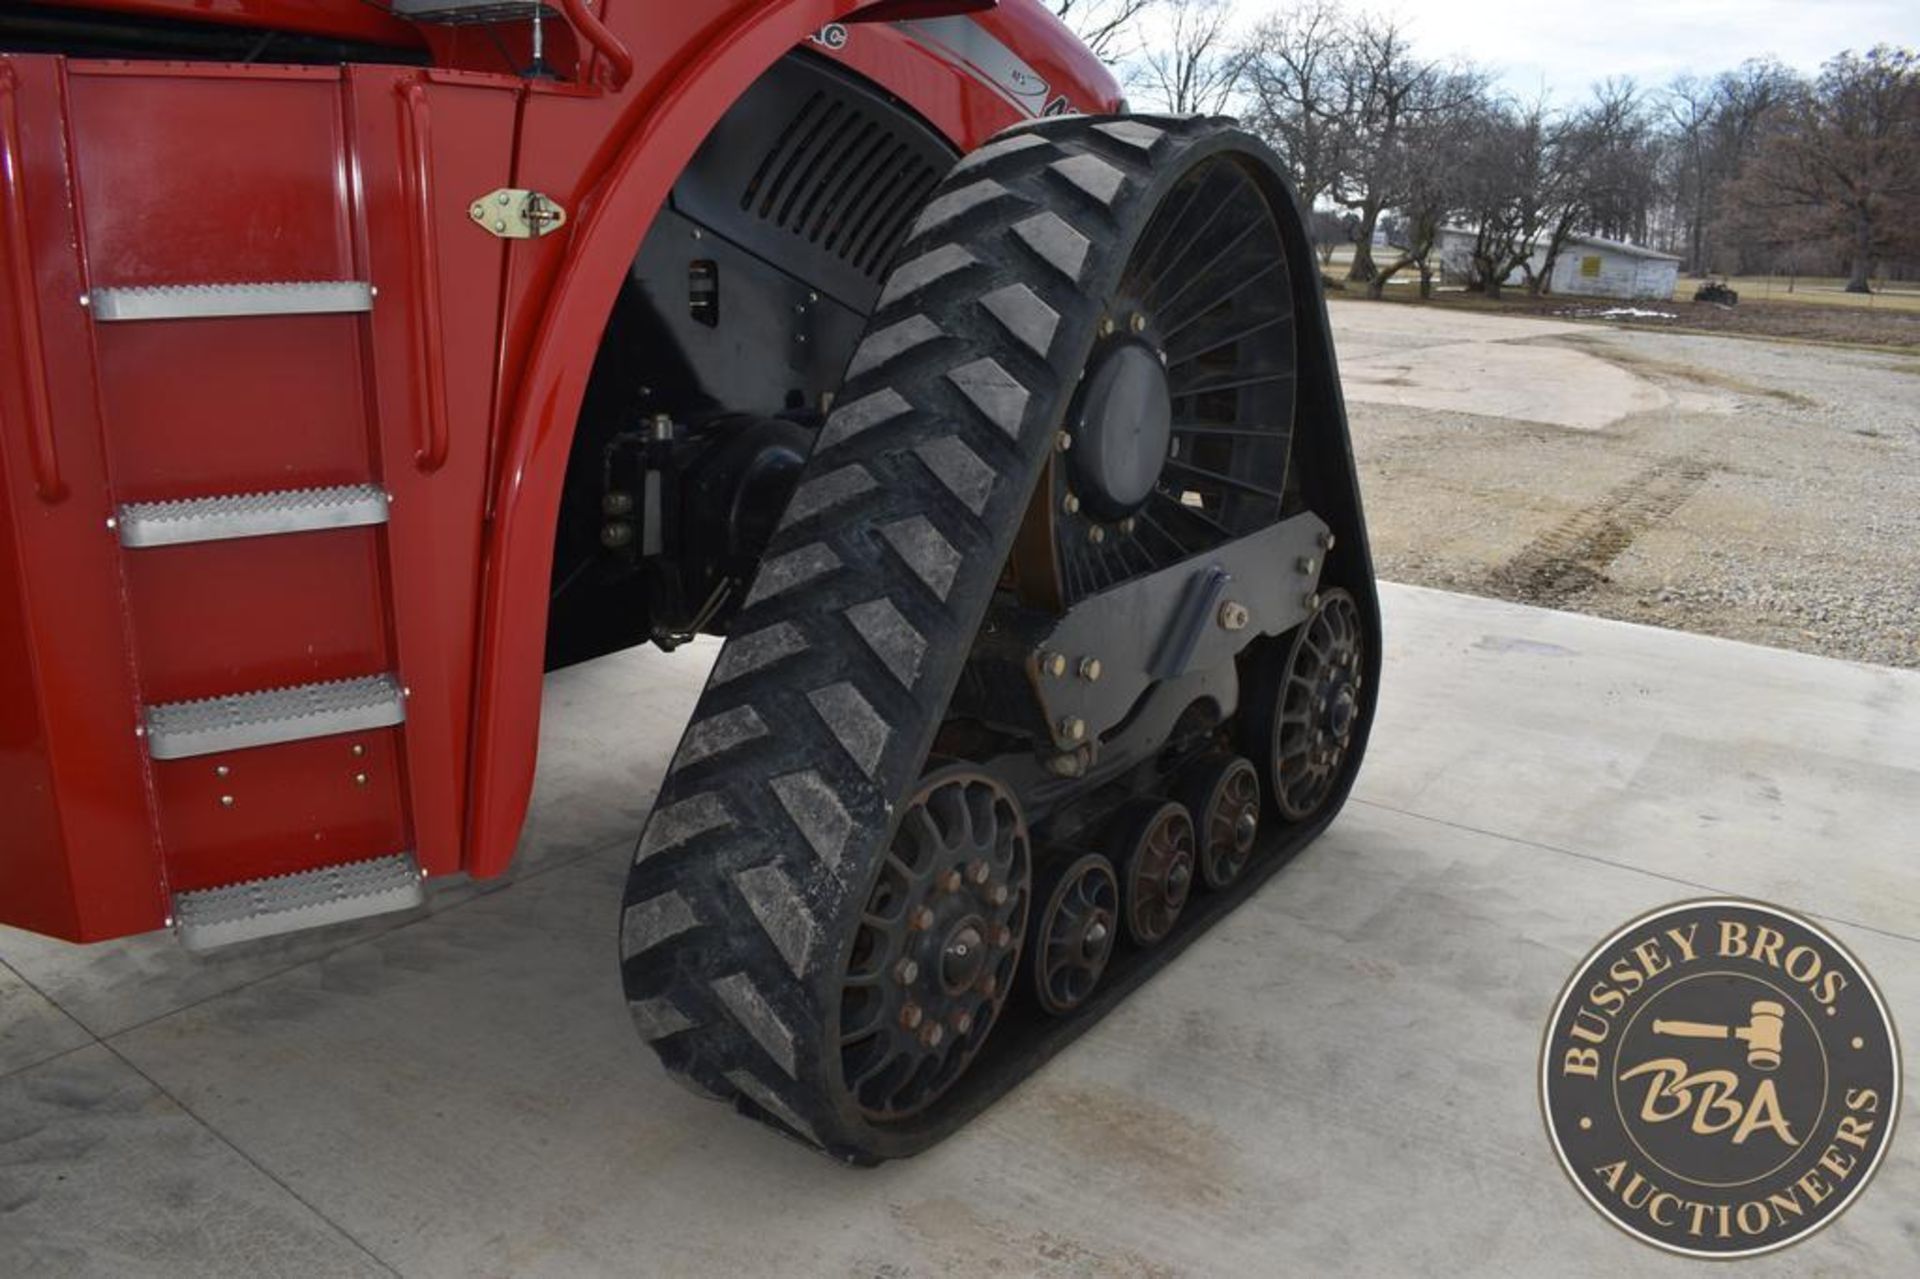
[1180,755,1262,890]
[1029,853,1121,1016]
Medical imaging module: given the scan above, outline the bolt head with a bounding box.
[1119,517,1136,535]
[1085,920,1110,946]
[1040,651,1068,678]
[1098,316,1116,337]
[979,973,1000,997]
[988,883,1011,907]
[1046,751,1085,778]
[909,906,936,931]
[1088,525,1107,545]
[991,924,1014,948]
[1305,592,1321,611]
[1320,531,1337,550]
[1062,492,1081,515]
[1217,601,1250,631]
[1300,557,1318,574]
[1129,312,1147,333]
[900,1002,924,1030]
[219,795,235,808]
[1079,657,1102,682]
[952,1011,974,1035]
[1055,431,1073,452]
[1059,716,1086,743]
[919,1022,945,1048]
[894,958,920,984]
[354,772,369,787]
[966,859,991,885]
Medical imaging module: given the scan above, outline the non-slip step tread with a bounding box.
[90,280,373,322]
[173,851,424,951]
[145,673,405,760]
[118,484,390,548]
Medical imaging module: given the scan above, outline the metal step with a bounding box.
[173,852,425,951]
[117,484,390,549]
[89,280,374,322]
[145,674,406,761]
[392,0,552,22]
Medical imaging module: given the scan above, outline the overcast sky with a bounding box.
[1396,0,1918,101]
[1177,0,1919,104]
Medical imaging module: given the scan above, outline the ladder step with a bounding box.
[145,673,406,761]
[117,484,390,549]
[89,280,374,322]
[173,852,424,951]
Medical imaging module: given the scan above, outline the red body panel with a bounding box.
[0,2,1118,941]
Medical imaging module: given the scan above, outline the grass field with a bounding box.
[1716,275,1920,311]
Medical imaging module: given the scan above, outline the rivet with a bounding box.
[1062,492,1080,516]
[987,883,1011,907]
[966,859,991,885]
[1098,316,1116,338]
[1039,650,1068,678]
[215,764,230,778]
[219,795,235,808]
[919,1022,945,1048]
[494,220,507,232]
[900,1002,924,1030]
[909,905,936,931]
[354,773,369,787]
[1129,312,1146,333]
[937,868,963,894]
[1079,657,1102,682]
[351,743,366,758]
[894,958,920,984]
[952,1011,974,1035]
[1059,716,1086,742]
[1055,431,1073,452]
[498,192,511,205]
[1088,525,1106,545]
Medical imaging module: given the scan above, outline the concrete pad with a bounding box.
[5,585,1918,1275]
[1357,584,1920,936]
[0,964,89,1079]
[1329,300,1669,430]
[0,1045,385,1278]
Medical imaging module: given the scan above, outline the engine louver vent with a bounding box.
[740,91,945,279]
[673,54,958,311]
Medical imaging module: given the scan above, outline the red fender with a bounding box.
[465,2,1117,876]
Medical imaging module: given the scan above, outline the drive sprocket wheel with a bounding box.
[620,115,1335,1163]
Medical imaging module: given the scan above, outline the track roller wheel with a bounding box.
[1112,799,1195,946]
[1029,853,1121,1015]
[1181,755,1262,890]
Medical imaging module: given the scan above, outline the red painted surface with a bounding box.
[0,2,1118,941]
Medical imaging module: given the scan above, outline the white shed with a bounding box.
[1432,227,1678,301]
[1549,234,1679,301]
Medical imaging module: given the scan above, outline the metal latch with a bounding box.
[469,188,568,239]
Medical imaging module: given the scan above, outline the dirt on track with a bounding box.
[1331,299,1920,670]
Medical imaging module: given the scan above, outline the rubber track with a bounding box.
[622,115,1270,1161]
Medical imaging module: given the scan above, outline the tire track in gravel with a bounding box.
[1488,455,1717,605]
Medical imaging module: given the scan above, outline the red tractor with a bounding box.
[0,1,1377,1162]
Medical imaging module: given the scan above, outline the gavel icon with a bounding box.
[1652,1000,1786,1070]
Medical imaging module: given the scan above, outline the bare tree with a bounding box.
[1530,79,1658,295]
[1050,0,1162,63]
[1661,60,1798,272]
[1456,101,1561,300]
[1724,46,1920,292]
[1367,87,1483,298]
[1327,17,1473,284]
[1238,1,1351,210]
[1132,0,1242,116]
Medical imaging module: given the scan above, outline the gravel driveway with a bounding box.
[1331,300,1920,669]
